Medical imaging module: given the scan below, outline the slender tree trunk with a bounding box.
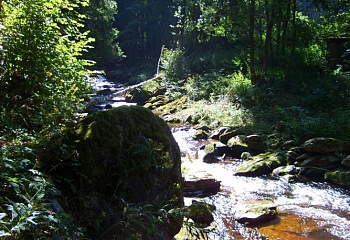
[249,0,256,84]
[286,0,297,81]
[264,0,274,75]
[281,0,291,54]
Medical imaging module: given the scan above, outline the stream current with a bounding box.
[88,75,350,239]
[173,127,350,240]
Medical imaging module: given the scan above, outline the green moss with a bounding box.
[325,168,350,188]
[75,106,181,203]
[236,152,285,176]
[227,135,248,148]
[74,105,183,238]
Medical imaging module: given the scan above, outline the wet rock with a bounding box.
[227,135,247,148]
[235,201,277,227]
[156,96,188,115]
[227,135,249,157]
[203,152,220,163]
[203,143,231,161]
[235,152,286,177]
[144,95,170,109]
[325,168,350,188]
[296,152,314,162]
[300,155,341,168]
[210,127,230,140]
[272,165,301,177]
[301,137,350,154]
[105,104,113,109]
[246,134,267,153]
[246,134,262,143]
[214,143,232,158]
[125,87,151,105]
[219,129,245,145]
[300,155,341,179]
[184,178,221,197]
[192,129,209,140]
[272,165,302,182]
[185,201,216,227]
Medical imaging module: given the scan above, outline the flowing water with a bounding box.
[172,127,350,240]
[87,75,350,239]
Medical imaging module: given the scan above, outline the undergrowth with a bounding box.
[0,129,83,239]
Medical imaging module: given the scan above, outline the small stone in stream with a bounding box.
[184,178,221,197]
[235,200,277,227]
[105,104,113,109]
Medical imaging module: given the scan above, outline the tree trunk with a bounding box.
[249,0,256,84]
[281,0,291,54]
[286,0,297,81]
[264,0,274,76]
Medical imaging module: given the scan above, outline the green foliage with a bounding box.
[184,70,251,101]
[161,47,187,84]
[248,72,350,141]
[113,202,182,240]
[82,0,124,68]
[0,0,92,130]
[0,132,83,239]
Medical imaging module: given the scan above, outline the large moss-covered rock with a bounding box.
[325,168,350,189]
[301,137,350,154]
[235,152,286,177]
[75,106,183,239]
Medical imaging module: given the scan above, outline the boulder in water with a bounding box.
[235,152,286,177]
[325,168,350,189]
[301,137,350,154]
[185,200,216,227]
[235,200,277,227]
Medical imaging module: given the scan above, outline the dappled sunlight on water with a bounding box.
[172,127,350,239]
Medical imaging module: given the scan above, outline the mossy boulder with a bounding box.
[74,106,183,239]
[156,96,188,115]
[185,201,216,227]
[301,155,341,178]
[301,137,350,154]
[235,200,277,227]
[325,168,350,189]
[227,135,249,157]
[125,87,151,104]
[235,152,286,177]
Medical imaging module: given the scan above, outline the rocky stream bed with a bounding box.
[85,74,350,239]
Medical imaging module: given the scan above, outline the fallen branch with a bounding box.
[114,75,161,96]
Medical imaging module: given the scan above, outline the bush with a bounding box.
[0,130,83,239]
[0,0,93,130]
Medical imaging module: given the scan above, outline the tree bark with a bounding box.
[249,0,256,84]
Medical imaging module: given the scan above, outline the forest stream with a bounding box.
[173,127,350,240]
[88,75,350,240]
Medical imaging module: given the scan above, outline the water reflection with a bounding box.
[172,127,350,239]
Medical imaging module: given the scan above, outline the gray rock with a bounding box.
[235,201,277,226]
[302,137,349,154]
